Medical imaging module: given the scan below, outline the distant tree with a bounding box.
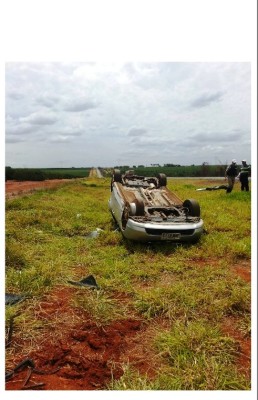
[215,164,227,177]
[13,169,46,181]
[5,166,14,181]
[164,164,182,167]
[201,162,210,177]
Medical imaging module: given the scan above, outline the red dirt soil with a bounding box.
[5,279,251,390]
[221,316,251,379]
[5,287,157,390]
[5,179,71,199]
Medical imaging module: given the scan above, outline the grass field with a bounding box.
[5,177,251,390]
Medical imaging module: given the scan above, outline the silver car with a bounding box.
[108,170,203,242]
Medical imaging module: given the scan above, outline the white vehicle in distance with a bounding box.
[108,169,204,243]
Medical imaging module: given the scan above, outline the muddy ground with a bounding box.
[5,180,251,390]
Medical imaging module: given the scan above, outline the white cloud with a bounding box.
[190,91,224,108]
[63,98,98,112]
[5,62,251,167]
[20,111,57,125]
[128,128,148,137]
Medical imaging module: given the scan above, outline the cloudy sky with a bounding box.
[5,62,251,168]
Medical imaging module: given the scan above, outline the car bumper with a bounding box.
[121,218,203,242]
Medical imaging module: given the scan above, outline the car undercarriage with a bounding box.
[109,170,203,242]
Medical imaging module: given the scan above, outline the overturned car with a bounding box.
[108,170,203,242]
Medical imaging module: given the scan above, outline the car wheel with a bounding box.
[113,169,122,183]
[129,198,145,216]
[183,199,200,217]
[157,173,167,187]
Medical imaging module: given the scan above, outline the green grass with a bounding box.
[152,320,249,390]
[5,177,251,390]
[108,321,249,390]
[72,289,130,326]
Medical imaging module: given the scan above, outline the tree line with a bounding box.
[6,164,238,181]
[5,167,91,181]
[112,164,227,177]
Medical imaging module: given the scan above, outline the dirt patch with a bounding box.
[5,286,156,390]
[5,179,71,199]
[190,257,251,283]
[232,260,251,283]
[6,279,251,390]
[221,316,251,379]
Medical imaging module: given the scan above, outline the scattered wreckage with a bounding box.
[196,184,231,192]
[108,170,203,242]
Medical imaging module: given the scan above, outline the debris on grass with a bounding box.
[196,185,230,192]
[85,228,103,239]
[6,357,60,390]
[5,293,25,305]
[67,275,99,289]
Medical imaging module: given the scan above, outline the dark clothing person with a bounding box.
[238,160,251,191]
[225,160,238,192]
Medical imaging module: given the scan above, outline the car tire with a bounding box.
[183,199,200,217]
[130,198,145,216]
[157,173,167,187]
[135,199,144,216]
[113,169,122,183]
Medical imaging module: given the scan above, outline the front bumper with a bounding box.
[122,218,203,242]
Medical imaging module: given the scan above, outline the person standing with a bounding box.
[225,159,238,193]
[238,160,251,191]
